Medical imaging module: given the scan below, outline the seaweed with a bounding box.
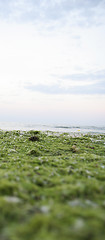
[0,130,105,239]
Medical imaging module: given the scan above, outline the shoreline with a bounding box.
[0,122,105,134]
[0,128,105,138]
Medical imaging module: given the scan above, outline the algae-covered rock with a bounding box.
[71,145,80,153]
[0,130,105,240]
[27,148,41,156]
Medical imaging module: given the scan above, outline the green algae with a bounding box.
[0,130,105,240]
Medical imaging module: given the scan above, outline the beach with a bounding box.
[0,129,105,239]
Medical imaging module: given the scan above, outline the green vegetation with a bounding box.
[0,129,105,240]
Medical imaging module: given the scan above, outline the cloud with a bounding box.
[0,0,105,29]
[60,69,105,81]
[25,69,105,95]
[25,82,105,95]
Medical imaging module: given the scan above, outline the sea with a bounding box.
[0,122,105,134]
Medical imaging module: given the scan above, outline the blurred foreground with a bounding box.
[0,130,105,240]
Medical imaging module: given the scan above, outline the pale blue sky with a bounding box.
[0,0,105,125]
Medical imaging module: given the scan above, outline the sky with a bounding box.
[0,0,105,126]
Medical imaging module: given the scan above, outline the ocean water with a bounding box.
[0,122,105,134]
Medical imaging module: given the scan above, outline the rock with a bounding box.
[29,136,40,142]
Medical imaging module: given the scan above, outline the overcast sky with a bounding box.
[0,0,105,125]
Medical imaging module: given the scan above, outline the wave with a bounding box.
[54,125,105,131]
[0,122,105,133]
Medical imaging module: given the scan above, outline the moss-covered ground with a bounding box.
[0,130,105,240]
